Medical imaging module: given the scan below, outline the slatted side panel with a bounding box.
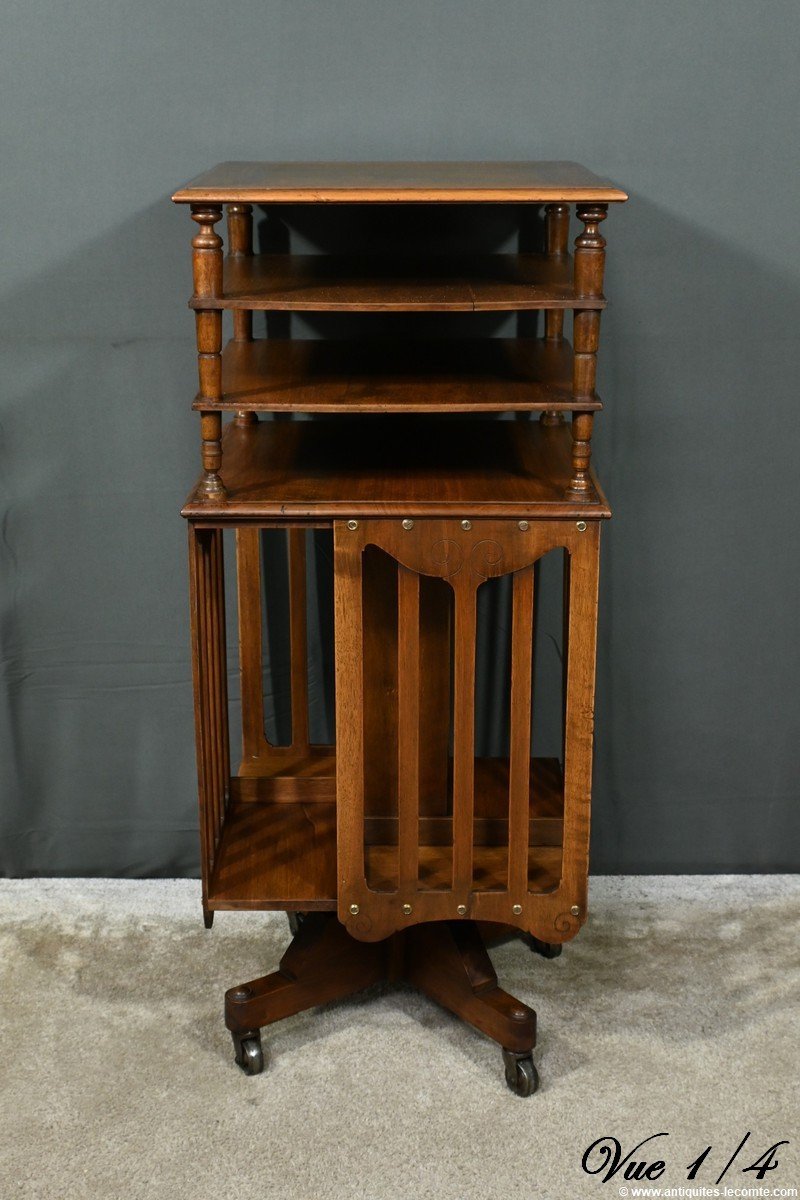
[335,517,587,944]
[189,528,230,904]
[507,566,535,899]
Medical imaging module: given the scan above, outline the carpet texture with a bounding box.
[0,877,797,1200]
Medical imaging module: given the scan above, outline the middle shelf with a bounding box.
[193,336,600,414]
[188,252,606,312]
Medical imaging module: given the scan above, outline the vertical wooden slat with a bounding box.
[212,529,230,825]
[189,525,230,922]
[362,547,399,817]
[562,525,601,912]
[452,582,477,893]
[201,534,222,858]
[334,524,366,909]
[508,566,534,899]
[207,531,228,852]
[418,576,451,817]
[397,566,420,890]
[288,528,310,748]
[188,526,213,902]
[235,528,266,762]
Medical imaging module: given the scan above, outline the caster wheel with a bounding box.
[528,935,562,959]
[287,911,307,937]
[232,1030,264,1076]
[502,1048,539,1097]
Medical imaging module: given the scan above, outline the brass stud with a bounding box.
[347,520,358,531]
[570,904,580,916]
[457,904,467,916]
[461,519,472,530]
[518,520,529,531]
[402,903,413,916]
[512,903,523,916]
[349,903,360,916]
[576,521,587,532]
[402,518,414,531]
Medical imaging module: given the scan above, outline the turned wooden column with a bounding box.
[191,205,226,498]
[541,203,571,427]
[227,203,258,428]
[568,204,607,497]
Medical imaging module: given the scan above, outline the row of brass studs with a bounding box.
[349,902,581,918]
[345,520,588,532]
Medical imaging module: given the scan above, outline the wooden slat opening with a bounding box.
[508,567,535,899]
[236,528,266,763]
[452,585,477,896]
[288,529,310,748]
[397,566,421,890]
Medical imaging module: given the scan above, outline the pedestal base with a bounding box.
[225,914,542,1095]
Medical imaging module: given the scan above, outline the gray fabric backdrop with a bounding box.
[1,0,798,876]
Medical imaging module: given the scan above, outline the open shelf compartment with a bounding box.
[182,416,610,521]
[207,756,564,911]
[193,336,601,415]
[189,253,606,313]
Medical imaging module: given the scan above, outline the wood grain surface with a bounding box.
[173,160,628,204]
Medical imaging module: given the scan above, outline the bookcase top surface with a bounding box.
[172,161,628,204]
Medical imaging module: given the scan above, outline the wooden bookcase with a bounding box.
[173,162,627,1095]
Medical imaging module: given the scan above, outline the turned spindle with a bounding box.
[227,204,258,428]
[568,204,607,496]
[544,203,570,341]
[191,205,226,498]
[541,203,571,427]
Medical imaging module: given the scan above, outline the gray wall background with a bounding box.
[1,0,798,876]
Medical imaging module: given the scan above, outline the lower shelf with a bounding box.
[207,755,565,910]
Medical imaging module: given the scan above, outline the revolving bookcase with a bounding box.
[173,162,627,1096]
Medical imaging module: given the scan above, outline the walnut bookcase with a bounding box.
[173,162,627,1096]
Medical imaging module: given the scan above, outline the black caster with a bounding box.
[231,1029,264,1076]
[287,911,308,937]
[502,1048,539,1097]
[527,935,562,959]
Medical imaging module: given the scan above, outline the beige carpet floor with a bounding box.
[0,877,797,1200]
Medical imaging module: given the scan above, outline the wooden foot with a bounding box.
[526,934,562,958]
[404,921,536,1055]
[225,913,385,1036]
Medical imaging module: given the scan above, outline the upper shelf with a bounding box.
[188,253,605,312]
[172,161,628,205]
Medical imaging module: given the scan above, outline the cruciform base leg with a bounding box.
[223,914,542,1095]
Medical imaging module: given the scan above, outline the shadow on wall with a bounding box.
[0,193,798,874]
